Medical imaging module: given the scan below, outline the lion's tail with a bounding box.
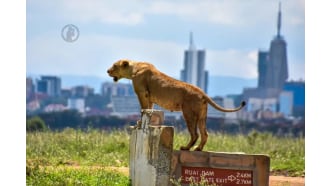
[206,96,246,112]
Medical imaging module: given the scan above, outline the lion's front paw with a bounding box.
[193,147,202,151]
[180,146,190,151]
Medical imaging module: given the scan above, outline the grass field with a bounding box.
[26,128,304,185]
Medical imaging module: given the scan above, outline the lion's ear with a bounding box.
[122,60,129,68]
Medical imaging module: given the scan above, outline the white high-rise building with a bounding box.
[180,32,208,93]
[67,98,85,114]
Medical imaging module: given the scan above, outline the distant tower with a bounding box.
[180,32,208,93]
[258,2,288,90]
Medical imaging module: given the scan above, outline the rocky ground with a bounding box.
[269,176,304,186]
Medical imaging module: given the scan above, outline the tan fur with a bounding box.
[107,59,246,151]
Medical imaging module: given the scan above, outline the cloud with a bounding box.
[28,0,146,25]
[27,0,304,80]
[27,32,304,80]
[149,0,249,25]
[27,32,263,79]
[27,33,185,78]
[149,0,304,28]
[27,0,304,28]
[288,60,305,81]
[63,0,147,25]
[206,49,258,78]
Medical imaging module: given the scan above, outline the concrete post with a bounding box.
[129,109,174,186]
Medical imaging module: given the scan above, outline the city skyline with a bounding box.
[27,0,304,82]
[26,74,304,119]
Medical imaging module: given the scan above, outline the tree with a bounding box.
[38,110,83,129]
[26,116,47,132]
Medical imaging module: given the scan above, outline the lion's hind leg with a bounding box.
[194,117,208,151]
[180,112,199,151]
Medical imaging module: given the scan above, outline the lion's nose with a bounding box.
[107,69,111,74]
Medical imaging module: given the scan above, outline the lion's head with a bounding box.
[107,59,133,82]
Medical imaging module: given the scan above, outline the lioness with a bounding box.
[107,59,246,151]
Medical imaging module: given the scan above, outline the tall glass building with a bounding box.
[258,2,288,90]
[37,76,61,97]
[180,32,208,93]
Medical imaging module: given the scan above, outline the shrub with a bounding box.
[27,116,47,132]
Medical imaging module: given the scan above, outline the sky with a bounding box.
[26,0,305,81]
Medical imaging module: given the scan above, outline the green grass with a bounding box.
[27,128,304,185]
[175,130,305,176]
[26,128,130,167]
[26,164,129,186]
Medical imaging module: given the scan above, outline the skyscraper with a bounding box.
[243,2,289,109]
[26,77,35,101]
[37,76,61,97]
[180,32,208,93]
[258,2,288,90]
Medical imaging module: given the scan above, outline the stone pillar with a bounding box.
[129,109,174,186]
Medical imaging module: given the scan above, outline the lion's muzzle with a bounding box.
[107,69,119,82]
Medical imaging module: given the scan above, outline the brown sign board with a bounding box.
[181,166,253,186]
[171,150,270,186]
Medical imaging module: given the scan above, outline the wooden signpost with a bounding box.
[181,166,253,185]
[171,150,270,186]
